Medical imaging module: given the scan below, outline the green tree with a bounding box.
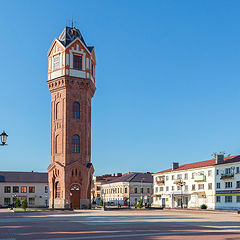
[200,204,207,209]
[15,198,21,208]
[99,199,103,206]
[21,199,28,211]
[137,199,143,209]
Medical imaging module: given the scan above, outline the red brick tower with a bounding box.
[47,27,96,208]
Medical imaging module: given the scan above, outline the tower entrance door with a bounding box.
[70,185,80,209]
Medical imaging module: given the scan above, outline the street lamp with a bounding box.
[70,192,72,209]
[176,179,185,208]
[0,131,8,145]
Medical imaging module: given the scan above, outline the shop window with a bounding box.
[29,198,35,205]
[4,198,11,206]
[225,195,232,203]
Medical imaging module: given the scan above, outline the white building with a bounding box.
[0,171,49,207]
[215,155,240,210]
[102,172,153,206]
[153,155,240,210]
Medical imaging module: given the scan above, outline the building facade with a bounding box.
[47,26,96,209]
[102,172,153,206]
[215,155,240,210]
[91,173,122,204]
[153,155,240,210]
[0,171,49,207]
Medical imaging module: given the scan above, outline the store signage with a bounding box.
[216,190,240,194]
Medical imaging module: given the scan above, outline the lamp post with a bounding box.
[70,192,72,209]
[45,194,48,208]
[0,131,8,146]
[176,179,185,208]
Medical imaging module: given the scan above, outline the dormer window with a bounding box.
[53,55,59,71]
[74,55,82,70]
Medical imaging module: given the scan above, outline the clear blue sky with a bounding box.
[1,0,240,175]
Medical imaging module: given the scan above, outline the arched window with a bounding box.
[72,134,80,153]
[72,102,80,119]
[56,102,60,119]
[55,135,60,153]
[55,182,60,198]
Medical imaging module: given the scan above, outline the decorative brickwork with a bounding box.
[47,27,96,209]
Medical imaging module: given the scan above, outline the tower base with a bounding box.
[49,199,91,209]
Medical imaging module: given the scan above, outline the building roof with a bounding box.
[95,173,122,183]
[156,155,240,175]
[0,171,48,183]
[58,26,94,53]
[105,172,153,184]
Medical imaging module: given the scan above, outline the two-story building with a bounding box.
[91,173,122,204]
[0,171,49,207]
[102,172,153,206]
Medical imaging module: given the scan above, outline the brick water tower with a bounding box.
[46,26,96,208]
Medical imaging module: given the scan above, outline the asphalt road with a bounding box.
[1,209,240,239]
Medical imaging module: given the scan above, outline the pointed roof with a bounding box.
[58,26,87,47]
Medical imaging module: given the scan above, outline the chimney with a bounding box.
[216,154,224,164]
[172,162,179,170]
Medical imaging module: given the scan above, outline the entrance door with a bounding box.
[70,185,80,209]
[177,198,181,208]
[185,197,188,208]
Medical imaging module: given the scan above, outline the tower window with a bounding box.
[56,102,60,119]
[72,134,80,153]
[73,55,82,70]
[53,55,59,71]
[72,102,80,119]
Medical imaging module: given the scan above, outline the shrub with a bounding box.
[137,199,143,209]
[200,204,207,209]
[99,199,103,206]
[21,199,28,211]
[15,198,21,208]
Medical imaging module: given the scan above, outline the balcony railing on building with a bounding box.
[194,175,206,182]
[156,180,165,185]
[220,173,234,180]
